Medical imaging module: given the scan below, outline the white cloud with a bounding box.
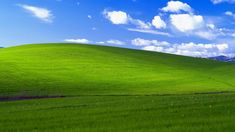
[103,10,151,30]
[168,12,234,40]
[103,10,129,24]
[88,15,92,19]
[19,4,53,23]
[143,46,165,52]
[129,18,152,29]
[211,0,235,4]
[103,10,171,36]
[225,11,235,19]
[159,1,227,40]
[143,42,229,57]
[194,31,218,40]
[64,38,90,43]
[152,16,166,29]
[170,14,204,32]
[132,38,169,46]
[225,11,233,16]
[107,40,125,45]
[97,41,105,44]
[96,40,125,45]
[207,24,215,29]
[128,28,171,36]
[161,1,192,13]
[194,26,235,40]
[102,7,225,41]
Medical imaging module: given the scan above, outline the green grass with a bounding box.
[0,43,235,96]
[1,93,235,132]
[1,43,235,131]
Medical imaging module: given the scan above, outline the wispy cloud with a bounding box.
[127,28,171,36]
[106,40,126,45]
[18,4,53,23]
[132,38,231,57]
[211,0,235,4]
[64,38,91,43]
[225,11,235,19]
[64,38,125,45]
[132,38,169,46]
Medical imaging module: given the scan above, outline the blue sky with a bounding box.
[1,0,235,57]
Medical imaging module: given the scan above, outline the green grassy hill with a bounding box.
[0,43,235,97]
[1,43,235,132]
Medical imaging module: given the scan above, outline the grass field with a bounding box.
[1,93,235,132]
[0,43,235,131]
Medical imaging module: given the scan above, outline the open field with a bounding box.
[1,93,235,132]
[0,43,235,131]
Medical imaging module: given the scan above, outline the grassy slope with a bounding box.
[1,43,235,131]
[0,43,235,97]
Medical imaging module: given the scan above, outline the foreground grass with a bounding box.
[1,93,235,132]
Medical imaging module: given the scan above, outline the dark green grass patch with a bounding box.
[1,93,235,132]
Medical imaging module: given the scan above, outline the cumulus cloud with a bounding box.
[102,1,234,41]
[103,10,151,29]
[103,10,170,36]
[168,13,229,40]
[152,16,166,29]
[107,40,125,45]
[19,4,53,23]
[160,1,224,40]
[161,1,192,13]
[103,10,129,25]
[211,0,235,4]
[64,38,91,43]
[170,14,204,32]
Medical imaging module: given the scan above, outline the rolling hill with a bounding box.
[0,43,235,97]
[1,43,235,131]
